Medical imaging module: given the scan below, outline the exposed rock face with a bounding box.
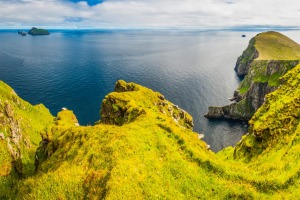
[206,32,300,121]
[0,81,53,176]
[114,80,138,92]
[0,101,23,175]
[234,64,300,160]
[234,38,259,77]
[156,96,194,129]
[205,101,253,121]
[206,60,299,121]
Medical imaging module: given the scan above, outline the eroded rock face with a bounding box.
[100,94,145,125]
[156,97,194,129]
[204,107,224,118]
[234,38,259,77]
[205,102,253,121]
[1,102,23,175]
[114,80,138,92]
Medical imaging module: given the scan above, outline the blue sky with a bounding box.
[0,0,299,29]
[69,0,104,6]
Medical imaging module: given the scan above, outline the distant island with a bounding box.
[28,27,50,35]
[17,31,27,36]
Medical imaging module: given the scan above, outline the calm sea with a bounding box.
[1,29,299,151]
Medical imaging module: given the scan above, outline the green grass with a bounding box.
[3,73,300,199]
[255,31,300,60]
[0,80,54,176]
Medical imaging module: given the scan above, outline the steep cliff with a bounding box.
[205,31,300,120]
[0,81,53,176]
[234,37,259,76]
[235,63,300,159]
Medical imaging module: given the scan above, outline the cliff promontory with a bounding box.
[205,31,300,120]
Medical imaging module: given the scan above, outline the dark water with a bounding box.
[1,29,299,151]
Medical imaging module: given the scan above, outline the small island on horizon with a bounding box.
[18,27,50,36]
[28,27,50,35]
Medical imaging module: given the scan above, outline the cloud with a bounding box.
[0,0,299,28]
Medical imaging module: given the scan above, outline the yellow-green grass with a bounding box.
[255,31,300,60]
[0,80,54,177]
[3,76,300,199]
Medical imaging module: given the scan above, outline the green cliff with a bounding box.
[0,81,53,177]
[205,31,300,120]
[2,74,300,198]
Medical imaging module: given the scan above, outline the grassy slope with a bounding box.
[233,63,300,199]
[0,81,54,195]
[2,70,300,199]
[255,31,300,60]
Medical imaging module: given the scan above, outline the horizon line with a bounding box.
[0,26,300,31]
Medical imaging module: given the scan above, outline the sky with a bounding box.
[0,0,300,29]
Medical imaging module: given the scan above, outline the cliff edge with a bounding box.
[205,31,300,120]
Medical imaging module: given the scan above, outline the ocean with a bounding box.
[1,29,299,151]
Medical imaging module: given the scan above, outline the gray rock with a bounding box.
[204,107,224,118]
[234,38,259,77]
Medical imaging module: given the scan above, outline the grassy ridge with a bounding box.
[255,31,300,60]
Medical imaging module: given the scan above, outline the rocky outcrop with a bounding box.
[234,38,259,77]
[100,80,145,125]
[156,95,194,129]
[205,100,253,121]
[101,80,194,129]
[206,60,299,121]
[114,80,138,92]
[206,32,300,121]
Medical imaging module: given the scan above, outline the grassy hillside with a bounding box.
[2,73,300,199]
[0,81,53,177]
[255,31,300,60]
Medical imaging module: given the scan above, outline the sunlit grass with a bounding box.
[3,73,300,199]
[255,31,300,60]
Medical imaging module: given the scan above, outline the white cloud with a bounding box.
[0,0,299,28]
